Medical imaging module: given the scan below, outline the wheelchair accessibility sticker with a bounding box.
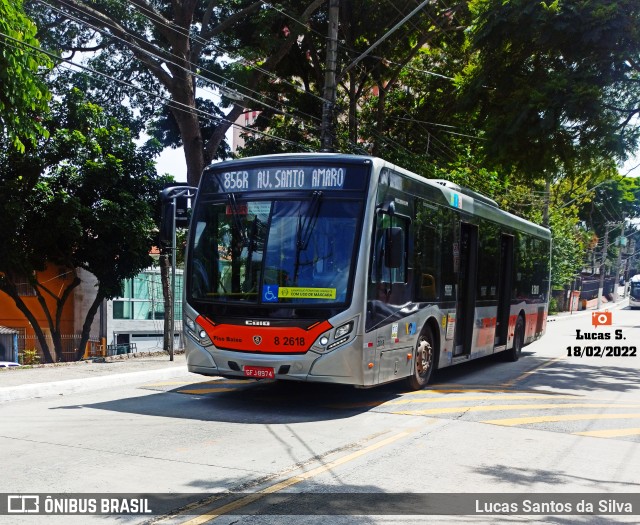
[262,285,336,302]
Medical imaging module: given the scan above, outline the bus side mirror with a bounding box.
[159,200,175,246]
[384,227,404,269]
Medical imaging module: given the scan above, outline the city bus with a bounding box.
[183,154,551,389]
[629,275,640,309]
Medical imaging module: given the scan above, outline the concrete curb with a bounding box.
[0,365,190,403]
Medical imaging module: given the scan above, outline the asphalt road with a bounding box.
[1,301,639,525]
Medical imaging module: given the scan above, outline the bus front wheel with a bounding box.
[406,328,434,390]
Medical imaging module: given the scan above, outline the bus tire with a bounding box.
[406,327,435,390]
[506,315,525,362]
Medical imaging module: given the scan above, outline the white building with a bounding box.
[232,110,260,153]
[107,268,183,353]
[77,266,184,355]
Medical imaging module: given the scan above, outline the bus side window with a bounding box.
[373,214,408,284]
[414,201,450,301]
[384,227,404,269]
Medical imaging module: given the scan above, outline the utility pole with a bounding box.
[320,0,339,152]
[542,179,550,228]
[613,219,626,302]
[160,186,197,361]
[597,222,617,310]
[320,0,433,151]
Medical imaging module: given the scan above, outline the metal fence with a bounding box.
[17,333,96,363]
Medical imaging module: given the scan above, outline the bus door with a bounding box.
[494,234,514,350]
[454,222,478,357]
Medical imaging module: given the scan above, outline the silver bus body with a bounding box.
[183,154,551,388]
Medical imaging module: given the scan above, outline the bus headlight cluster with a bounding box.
[315,320,355,353]
[335,321,353,339]
[185,316,212,346]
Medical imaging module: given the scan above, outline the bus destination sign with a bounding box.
[208,164,367,193]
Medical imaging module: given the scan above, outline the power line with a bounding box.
[0,32,315,153]
[48,0,484,164]
[29,0,500,171]
[37,0,324,129]
[108,0,328,105]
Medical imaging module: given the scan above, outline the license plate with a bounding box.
[243,366,275,379]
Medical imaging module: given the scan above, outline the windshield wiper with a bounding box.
[293,191,323,283]
[227,193,248,246]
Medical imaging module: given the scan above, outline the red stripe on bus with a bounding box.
[196,316,333,354]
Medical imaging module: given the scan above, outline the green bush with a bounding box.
[19,349,40,365]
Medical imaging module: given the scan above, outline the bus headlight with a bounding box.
[185,316,212,346]
[335,321,353,339]
[314,320,356,353]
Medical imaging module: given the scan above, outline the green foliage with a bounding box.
[548,207,589,288]
[0,87,164,361]
[19,349,40,365]
[0,0,52,152]
[27,0,326,185]
[580,175,640,236]
[19,0,640,296]
[239,113,319,157]
[461,0,640,179]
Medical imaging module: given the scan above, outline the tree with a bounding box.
[28,0,325,187]
[0,87,164,362]
[240,0,472,162]
[460,0,640,180]
[580,176,640,235]
[0,0,51,152]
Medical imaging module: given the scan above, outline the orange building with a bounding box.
[0,265,77,362]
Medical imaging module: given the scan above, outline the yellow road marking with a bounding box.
[177,429,417,525]
[328,393,580,410]
[144,381,205,387]
[424,385,511,395]
[428,384,517,388]
[501,356,565,388]
[574,428,640,438]
[145,379,249,387]
[394,403,640,417]
[386,394,579,406]
[201,380,253,385]
[484,413,640,427]
[177,388,238,395]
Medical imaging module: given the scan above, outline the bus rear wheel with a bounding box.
[505,315,525,362]
[406,328,434,390]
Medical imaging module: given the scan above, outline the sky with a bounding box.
[622,155,640,178]
[156,147,187,182]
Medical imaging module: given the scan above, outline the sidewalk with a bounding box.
[0,351,190,403]
[548,288,629,322]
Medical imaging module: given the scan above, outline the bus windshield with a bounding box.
[189,196,362,305]
[630,280,640,301]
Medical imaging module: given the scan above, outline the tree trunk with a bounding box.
[167,96,205,188]
[75,290,105,361]
[34,273,81,361]
[348,75,358,146]
[0,282,55,363]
